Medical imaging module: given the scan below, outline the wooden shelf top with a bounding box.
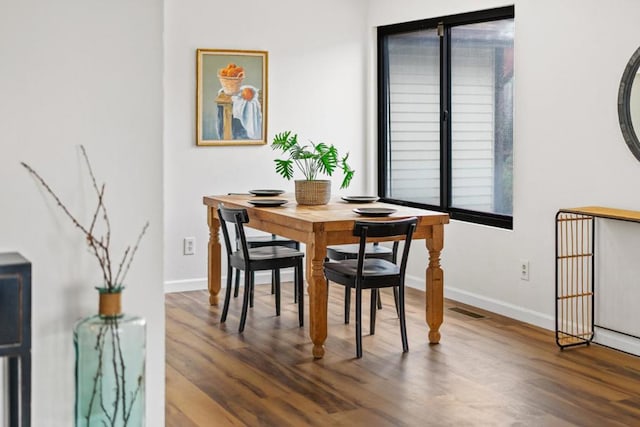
[558,206,640,223]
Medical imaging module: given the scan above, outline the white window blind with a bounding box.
[451,46,496,212]
[387,33,440,205]
[387,38,497,210]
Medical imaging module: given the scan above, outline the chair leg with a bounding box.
[274,269,281,316]
[221,265,234,323]
[233,267,240,298]
[239,271,252,333]
[370,289,377,335]
[295,243,301,304]
[344,286,351,324]
[271,270,276,295]
[393,287,400,317]
[297,261,304,327]
[355,287,363,358]
[376,289,383,310]
[398,285,408,352]
[294,267,298,303]
[250,271,255,308]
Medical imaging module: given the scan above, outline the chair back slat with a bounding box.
[353,218,417,238]
[218,205,249,223]
[217,205,252,264]
[353,217,418,285]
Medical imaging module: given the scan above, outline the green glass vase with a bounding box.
[74,287,146,426]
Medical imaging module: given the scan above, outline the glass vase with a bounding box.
[74,287,146,426]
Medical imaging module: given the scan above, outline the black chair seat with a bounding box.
[324,259,401,287]
[233,235,300,299]
[229,246,304,270]
[326,241,400,321]
[246,235,299,248]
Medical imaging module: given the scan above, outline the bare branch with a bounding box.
[118,222,150,286]
[80,145,113,283]
[87,235,111,287]
[87,183,105,239]
[22,147,148,291]
[113,246,131,287]
[21,161,92,236]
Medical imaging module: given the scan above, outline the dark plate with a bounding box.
[249,189,285,197]
[248,199,288,207]
[353,207,397,217]
[342,196,380,203]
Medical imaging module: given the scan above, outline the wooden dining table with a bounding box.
[203,193,450,358]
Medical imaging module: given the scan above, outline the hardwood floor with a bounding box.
[166,284,640,426]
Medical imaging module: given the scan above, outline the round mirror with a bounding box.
[618,46,640,161]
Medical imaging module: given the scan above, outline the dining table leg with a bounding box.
[306,234,328,358]
[207,206,222,306]
[426,223,444,344]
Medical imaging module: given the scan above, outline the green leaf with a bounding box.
[339,153,355,189]
[271,131,298,152]
[274,159,294,180]
[291,144,313,160]
[314,143,338,176]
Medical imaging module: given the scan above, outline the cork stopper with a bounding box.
[99,291,122,317]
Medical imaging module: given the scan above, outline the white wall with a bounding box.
[164,0,369,290]
[0,0,164,425]
[369,0,640,347]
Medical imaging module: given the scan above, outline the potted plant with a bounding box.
[271,131,355,205]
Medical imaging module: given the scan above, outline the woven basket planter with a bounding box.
[295,180,331,205]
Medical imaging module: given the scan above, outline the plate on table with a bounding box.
[249,189,285,197]
[341,196,380,203]
[248,199,288,207]
[353,207,397,217]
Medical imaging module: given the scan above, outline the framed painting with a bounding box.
[196,49,268,146]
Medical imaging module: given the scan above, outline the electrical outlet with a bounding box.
[183,237,195,255]
[520,259,529,281]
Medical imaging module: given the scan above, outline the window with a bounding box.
[378,6,514,229]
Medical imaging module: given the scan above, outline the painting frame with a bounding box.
[196,48,268,146]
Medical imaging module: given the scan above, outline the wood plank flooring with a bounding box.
[166,284,640,426]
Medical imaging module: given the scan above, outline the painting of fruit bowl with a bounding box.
[218,63,245,94]
[196,49,268,146]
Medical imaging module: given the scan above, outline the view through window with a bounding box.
[378,7,514,228]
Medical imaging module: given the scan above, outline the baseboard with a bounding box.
[164,271,295,293]
[405,273,554,331]
[164,278,207,293]
[594,328,640,357]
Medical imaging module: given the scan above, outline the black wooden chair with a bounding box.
[227,194,300,301]
[326,242,400,322]
[218,205,304,332]
[323,217,417,358]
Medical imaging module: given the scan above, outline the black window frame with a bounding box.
[377,6,515,230]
